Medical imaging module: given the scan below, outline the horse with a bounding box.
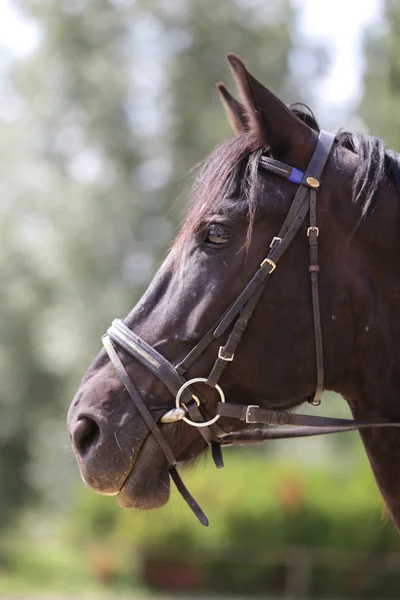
[67,54,400,530]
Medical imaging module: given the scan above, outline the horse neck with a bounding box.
[355,179,400,360]
[344,381,400,532]
[339,180,400,532]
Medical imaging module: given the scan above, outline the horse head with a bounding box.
[68,55,400,528]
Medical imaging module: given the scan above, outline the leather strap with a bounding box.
[217,401,400,435]
[220,423,400,443]
[177,133,335,376]
[102,334,209,526]
[307,131,336,176]
[308,189,323,406]
[170,467,208,526]
[204,132,335,400]
[108,319,184,397]
[302,131,336,406]
[108,320,226,456]
[176,188,310,376]
[106,131,337,455]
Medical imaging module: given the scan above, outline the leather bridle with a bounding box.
[102,131,400,526]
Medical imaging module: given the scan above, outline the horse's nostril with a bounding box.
[72,417,100,458]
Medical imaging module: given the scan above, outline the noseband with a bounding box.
[102,131,400,526]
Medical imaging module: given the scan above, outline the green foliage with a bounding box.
[0,0,327,525]
[3,454,397,597]
[68,451,396,550]
[361,1,400,150]
[0,539,137,597]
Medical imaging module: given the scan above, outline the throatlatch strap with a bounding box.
[308,188,323,406]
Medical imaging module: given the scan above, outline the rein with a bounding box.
[102,131,400,526]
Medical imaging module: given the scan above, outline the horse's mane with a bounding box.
[338,131,400,218]
[174,107,400,255]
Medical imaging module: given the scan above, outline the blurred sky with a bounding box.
[0,0,382,122]
[294,0,381,107]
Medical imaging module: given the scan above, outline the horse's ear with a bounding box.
[227,53,318,168]
[217,82,248,134]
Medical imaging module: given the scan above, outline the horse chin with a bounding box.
[117,435,170,510]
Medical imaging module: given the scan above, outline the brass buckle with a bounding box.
[218,346,234,362]
[260,258,276,272]
[307,226,319,237]
[245,405,259,424]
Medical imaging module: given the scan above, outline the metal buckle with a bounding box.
[307,226,319,237]
[260,258,276,272]
[269,236,282,249]
[245,405,259,424]
[218,346,234,362]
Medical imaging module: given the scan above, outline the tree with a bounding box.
[0,0,325,523]
[361,0,400,150]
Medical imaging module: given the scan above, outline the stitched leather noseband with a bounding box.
[102,131,400,526]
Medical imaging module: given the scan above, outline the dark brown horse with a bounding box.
[67,55,400,530]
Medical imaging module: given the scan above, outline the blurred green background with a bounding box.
[1,0,400,598]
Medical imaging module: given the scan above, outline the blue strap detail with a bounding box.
[288,168,304,184]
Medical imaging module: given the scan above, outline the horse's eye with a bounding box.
[205,224,231,246]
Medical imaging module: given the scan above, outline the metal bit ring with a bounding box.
[175,377,225,428]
